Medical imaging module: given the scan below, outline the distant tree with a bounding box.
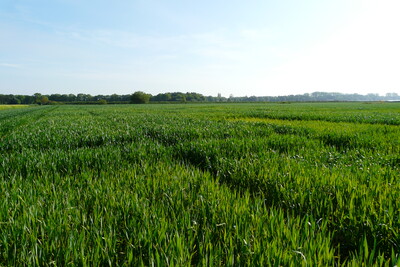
[49,94,63,102]
[164,93,172,101]
[178,95,186,103]
[40,96,49,105]
[385,93,400,100]
[34,93,42,104]
[20,95,34,104]
[130,91,151,104]
[76,93,93,102]
[8,97,21,104]
[109,94,121,102]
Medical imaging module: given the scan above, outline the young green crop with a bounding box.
[0,103,399,266]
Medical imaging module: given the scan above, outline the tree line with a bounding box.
[1,91,399,105]
[231,92,400,102]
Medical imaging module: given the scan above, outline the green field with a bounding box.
[0,104,29,111]
[1,103,399,266]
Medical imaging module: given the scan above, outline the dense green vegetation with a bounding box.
[1,102,399,266]
[1,91,400,104]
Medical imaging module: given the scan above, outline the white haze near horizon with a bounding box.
[0,0,399,97]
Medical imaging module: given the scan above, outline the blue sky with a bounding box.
[1,0,399,97]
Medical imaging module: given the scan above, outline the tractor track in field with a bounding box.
[0,106,59,142]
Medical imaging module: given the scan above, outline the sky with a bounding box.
[1,0,400,97]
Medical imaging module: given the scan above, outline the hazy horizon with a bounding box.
[1,0,400,97]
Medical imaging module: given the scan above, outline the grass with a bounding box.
[0,103,399,266]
